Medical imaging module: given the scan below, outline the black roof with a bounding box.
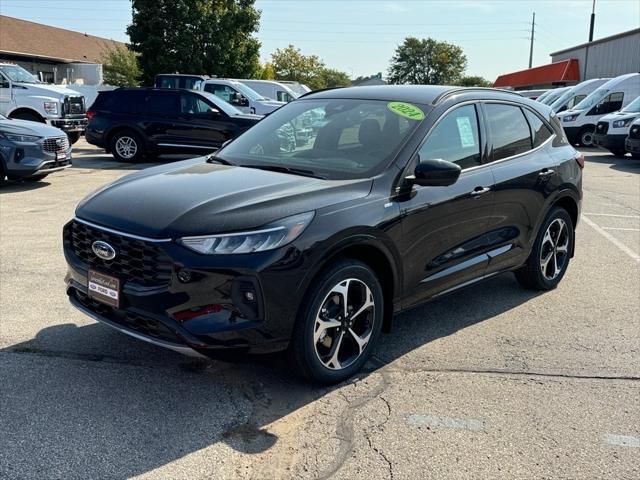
[304,85,523,105]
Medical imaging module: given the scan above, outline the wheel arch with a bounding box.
[542,190,580,258]
[298,234,402,333]
[105,124,148,149]
[8,108,45,122]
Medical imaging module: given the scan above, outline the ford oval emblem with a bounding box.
[92,240,116,260]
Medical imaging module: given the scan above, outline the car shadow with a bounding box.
[584,150,640,174]
[71,153,201,171]
[1,273,542,478]
[0,179,51,193]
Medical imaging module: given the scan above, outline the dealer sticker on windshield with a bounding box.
[387,102,425,121]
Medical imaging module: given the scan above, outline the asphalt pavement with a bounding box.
[1,141,638,479]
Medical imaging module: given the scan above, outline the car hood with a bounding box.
[600,111,638,122]
[76,157,373,238]
[0,118,66,137]
[14,82,83,98]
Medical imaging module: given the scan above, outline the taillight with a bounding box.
[575,152,584,169]
[86,110,95,121]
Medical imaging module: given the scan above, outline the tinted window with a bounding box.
[180,93,212,114]
[523,109,553,148]
[418,104,481,169]
[110,91,146,113]
[147,92,179,115]
[485,104,532,160]
[567,94,586,109]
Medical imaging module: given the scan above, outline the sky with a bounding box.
[0,0,638,81]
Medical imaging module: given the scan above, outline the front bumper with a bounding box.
[625,137,640,154]
[0,139,72,178]
[48,117,87,133]
[63,219,303,357]
[593,133,626,151]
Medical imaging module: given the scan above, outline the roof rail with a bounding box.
[432,87,523,105]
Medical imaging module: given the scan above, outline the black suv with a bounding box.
[85,88,261,161]
[65,86,583,383]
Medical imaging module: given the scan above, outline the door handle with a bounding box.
[470,186,491,196]
[538,168,555,177]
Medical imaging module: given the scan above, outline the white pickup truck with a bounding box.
[0,63,87,144]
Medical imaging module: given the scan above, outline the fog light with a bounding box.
[177,269,192,283]
[15,149,25,163]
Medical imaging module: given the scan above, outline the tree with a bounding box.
[271,45,325,89]
[256,62,275,80]
[388,37,467,85]
[127,0,261,84]
[316,68,351,88]
[100,45,141,86]
[455,75,492,87]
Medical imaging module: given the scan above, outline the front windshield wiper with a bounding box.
[242,164,326,179]
[205,154,235,166]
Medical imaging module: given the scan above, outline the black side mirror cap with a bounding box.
[407,157,461,187]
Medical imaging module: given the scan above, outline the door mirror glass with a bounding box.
[209,107,220,117]
[409,157,461,187]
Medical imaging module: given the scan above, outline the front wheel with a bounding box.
[289,260,384,384]
[515,207,574,290]
[578,127,594,147]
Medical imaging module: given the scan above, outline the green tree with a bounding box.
[100,45,141,86]
[388,37,467,85]
[257,62,276,80]
[270,45,325,89]
[316,68,351,88]
[127,0,261,84]
[455,75,492,87]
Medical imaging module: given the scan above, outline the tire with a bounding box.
[110,130,144,162]
[0,160,6,185]
[10,111,43,123]
[24,174,49,182]
[608,149,626,157]
[515,207,574,291]
[289,260,384,384]
[67,132,81,145]
[577,127,594,147]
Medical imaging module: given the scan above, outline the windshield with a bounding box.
[573,87,610,110]
[283,83,308,96]
[535,90,553,103]
[550,89,576,111]
[232,82,268,101]
[199,91,244,116]
[621,96,640,113]
[216,99,425,180]
[0,65,40,84]
[540,88,569,105]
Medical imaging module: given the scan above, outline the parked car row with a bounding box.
[538,73,640,157]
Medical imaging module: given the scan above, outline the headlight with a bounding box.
[563,114,579,122]
[179,212,315,255]
[44,102,58,114]
[612,118,635,128]
[0,132,41,142]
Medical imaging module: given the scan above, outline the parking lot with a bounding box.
[1,141,638,479]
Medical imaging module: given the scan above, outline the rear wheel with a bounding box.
[578,127,594,147]
[516,207,574,290]
[110,130,144,162]
[289,260,384,384]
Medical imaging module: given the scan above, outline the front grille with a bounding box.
[74,290,181,343]
[596,121,609,135]
[64,96,85,115]
[629,125,640,139]
[65,220,172,287]
[42,136,69,153]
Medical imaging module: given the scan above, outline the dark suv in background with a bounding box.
[65,86,583,383]
[85,88,261,161]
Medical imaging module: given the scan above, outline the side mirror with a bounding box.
[209,107,220,117]
[240,96,250,107]
[558,105,567,113]
[407,157,461,187]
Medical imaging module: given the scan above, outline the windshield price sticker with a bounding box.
[387,102,425,121]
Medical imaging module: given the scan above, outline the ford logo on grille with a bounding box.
[92,240,116,260]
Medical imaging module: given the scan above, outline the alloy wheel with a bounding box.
[580,130,594,147]
[540,218,569,280]
[313,278,375,370]
[115,136,138,159]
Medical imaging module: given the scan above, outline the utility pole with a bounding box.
[584,0,596,79]
[528,12,535,69]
